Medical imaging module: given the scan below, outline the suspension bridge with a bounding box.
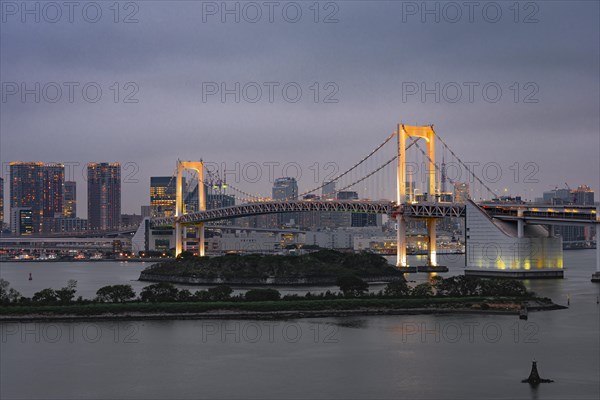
[148,124,599,280]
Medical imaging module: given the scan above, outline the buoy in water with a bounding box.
[522,360,554,385]
[28,273,32,281]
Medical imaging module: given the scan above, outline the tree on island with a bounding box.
[383,279,411,298]
[32,288,58,304]
[96,284,136,303]
[31,280,77,305]
[0,279,22,304]
[336,275,369,297]
[55,280,78,304]
[245,288,281,302]
[140,282,180,302]
[411,282,434,298]
[206,285,233,301]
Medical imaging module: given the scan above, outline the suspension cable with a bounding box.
[296,131,397,198]
[430,129,499,198]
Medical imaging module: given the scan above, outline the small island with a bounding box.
[0,251,565,321]
[139,250,405,285]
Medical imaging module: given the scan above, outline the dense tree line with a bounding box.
[0,275,533,307]
[143,250,404,281]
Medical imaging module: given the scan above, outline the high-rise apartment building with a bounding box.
[63,181,76,218]
[273,177,298,226]
[87,163,121,230]
[10,162,43,233]
[41,163,64,232]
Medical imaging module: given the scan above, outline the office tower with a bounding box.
[336,190,380,227]
[53,217,87,233]
[454,182,470,204]
[10,162,43,233]
[572,185,594,205]
[10,208,34,236]
[543,185,595,242]
[63,181,76,218]
[273,177,298,226]
[41,163,64,232]
[150,176,180,217]
[88,163,121,230]
[337,191,362,228]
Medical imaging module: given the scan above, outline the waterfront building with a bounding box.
[41,163,64,233]
[9,162,43,233]
[87,163,121,230]
[10,207,34,236]
[150,176,180,217]
[63,181,76,218]
[541,185,595,242]
[52,217,88,233]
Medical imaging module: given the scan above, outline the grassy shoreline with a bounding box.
[0,297,564,322]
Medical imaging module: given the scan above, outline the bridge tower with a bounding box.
[396,124,437,268]
[175,161,205,257]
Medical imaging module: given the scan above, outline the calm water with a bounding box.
[1,251,599,399]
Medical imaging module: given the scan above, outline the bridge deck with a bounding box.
[150,201,598,227]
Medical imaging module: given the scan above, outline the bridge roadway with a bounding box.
[151,200,598,227]
[479,204,598,225]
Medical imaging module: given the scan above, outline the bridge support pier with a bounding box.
[197,223,205,257]
[396,215,407,268]
[174,160,204,258]
[517,208,525,238]
[175,222,183,256]
[427,218,437,266]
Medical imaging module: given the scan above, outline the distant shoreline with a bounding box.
[0,298,565,322]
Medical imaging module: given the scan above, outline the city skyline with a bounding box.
[1,3,599,399]
[1,2,598,216]
[0,160,598,223]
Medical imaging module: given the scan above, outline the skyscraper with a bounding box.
[273,177,298,226]
[10,162,43,233]
[150,177,179,217]
[88,163,121,230]
[41,163,64,232]
[63,181,77,218]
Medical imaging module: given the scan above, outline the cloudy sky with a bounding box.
[1,1,599,216]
